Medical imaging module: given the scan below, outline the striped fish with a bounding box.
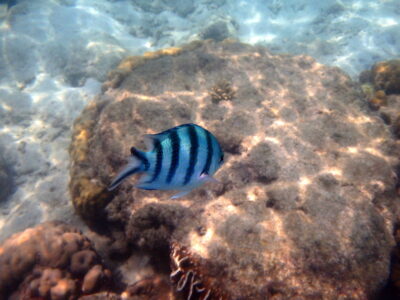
[108,123,224,199]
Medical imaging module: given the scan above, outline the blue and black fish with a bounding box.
[108,123,224,199]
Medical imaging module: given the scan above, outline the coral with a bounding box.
[368,89,388,110]
[209,79,235,103]
[0,221,111,299]
[371,59,400,95]
[170,241,230,300]
[82,265,109,294]
[70,40,400,299]
[70,250,98,275]
[69,100,114,223]
[25,268,77,300]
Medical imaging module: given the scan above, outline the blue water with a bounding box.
[0,0,399,299]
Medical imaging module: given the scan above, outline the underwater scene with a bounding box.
[1,0,400,299]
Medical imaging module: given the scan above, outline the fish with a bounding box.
[108,123,224,199]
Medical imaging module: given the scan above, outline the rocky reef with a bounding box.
[68,40,400,299]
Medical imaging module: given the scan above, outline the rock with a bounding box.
[387,226,400,299]
[359,60,400,140]
[131,0,195,17]
[70,40,400,299]
[78,292,121,300]
[0,88,32,126]
[122,276,172,299]
[200,19,237,42]
[0,221,110,299]
[0,151,14,202]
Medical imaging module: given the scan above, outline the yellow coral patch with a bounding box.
[117,56,146,72]
[375,64,389,73]
[143,47,182,58]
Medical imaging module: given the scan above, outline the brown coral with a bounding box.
[69,100,114,223]
[209,79,235,103]
[0,221,110,299]
[170,241,230,300]
[368,89,388,110]
[371,59,400,95]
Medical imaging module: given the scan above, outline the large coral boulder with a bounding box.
[70,41,400,299]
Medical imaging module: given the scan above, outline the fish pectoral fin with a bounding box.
[200,173,220,184]
[171,190,192,199]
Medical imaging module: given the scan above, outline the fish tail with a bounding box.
[108,147,150,191]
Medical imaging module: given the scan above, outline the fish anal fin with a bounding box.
[171,190,191,199]
[200,173,220,184]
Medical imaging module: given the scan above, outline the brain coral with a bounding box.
[70,40,400,299]
[0,221,111,299]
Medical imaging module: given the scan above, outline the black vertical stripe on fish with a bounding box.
[149,139,163,183]
[109,167,141,190]
[167,129,181,183]
[184,125,199,185]
[130,147,150,171]
[201,129,213,175]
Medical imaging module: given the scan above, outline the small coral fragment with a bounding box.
[368,89,387,110]
[371,59,400,95]
[209,80,235,103]
[170,241,230,300]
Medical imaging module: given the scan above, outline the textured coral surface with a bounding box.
[70,41,400,299]
[0,221,110,300]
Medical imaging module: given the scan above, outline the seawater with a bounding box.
[0,0,399,299]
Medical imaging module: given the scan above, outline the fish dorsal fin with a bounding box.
[143,133,168,151]
[143,124,194,150]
